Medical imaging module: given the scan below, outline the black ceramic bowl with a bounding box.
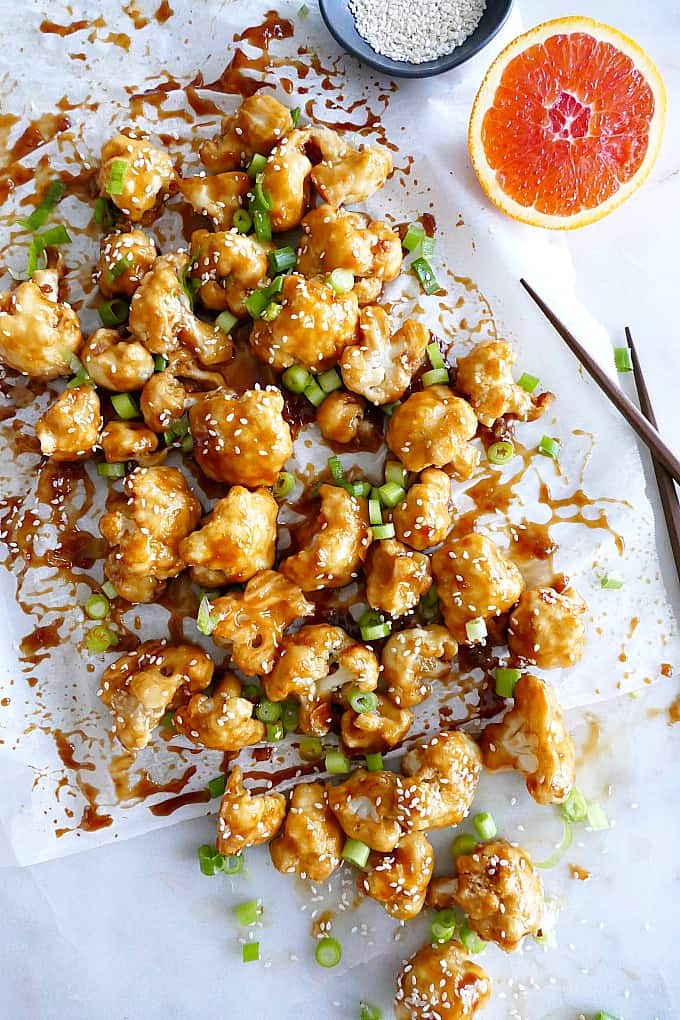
[318,0,514,78]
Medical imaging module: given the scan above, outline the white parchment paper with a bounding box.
[0,0,677,866]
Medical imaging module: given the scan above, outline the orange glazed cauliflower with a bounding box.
[381,625,457,708]
[386,386,480,476]
[216,766,286,856]
[0,269,81,380]
[177,171,250,230]
[97,229,157,299]
[508,586,587,668]
[98,134,174,220]
[340,693,413,754]
[394,941,491,1020]
[341,306,429,405]
[80,328,155,392]
[361,832,434,920]
[400,731,482,832]
[36,385,101,461]
[365,538,432,618]
[173,673,265,751]
[269,781,344,881]
[326,768,405,852]
[393,468,453,551]
[200,93,293,172]
[297,204,402,293]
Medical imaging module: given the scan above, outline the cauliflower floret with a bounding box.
[311,144,392,207]
[177,171,250,229]
[452,839,544,951]
[36,385,101,461]
[200,94,292,172]
[381,625,457,708]
[431,533,524,644]
[259,126,348,231]
[386,386,480,476]
[455,339,552,426]
[174,673,265,750]
[264,624,379,736]
[280,484,371,591]
[179,486,277,585]
[479,673,575,805]
[99,465,201,603]
[365,539,432,618]
[393,469,453,551]
[211,569,313,676]
[99,639,213,752]
[216,765,286,856]
[340,692,413,753]
[189,387,292,487]
[128,253,233,366]
[341,306,429,405]
[98,134,174,220]
[101,421,159,463]
[508,587,587,668]
[139,370,187,433]
[80,328,155,392]
[297,204,402,289]
[394,941,491,1020]
[98,230,157,298]
[188,228,271,318]
[316,390,366,445]
[400,731,482,832]
[0,269,81,380]
[249,273,359,372]
[361,832,434,920]
[326,768,405,852]
[270,781,344,881]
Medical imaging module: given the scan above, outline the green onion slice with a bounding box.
[494,666,521,698]
[242,941,260,963]
[106,158,128,196]
[382,401,401,417]
[412,256,440,295]
[255,699,282,723]
[465,617,487,643]
[269,245,297,275]
[253,174,273,211]
[473,811,497,841]
[101,581,118,600]
[153,354,168,372]
[84,594,109,620]
[560,787,589,824]
[517,372,539,393]
[361,621,392,641]
[282,364,311,394]
[99,298,129,328]
[326,268,354,294]
[38,224,72,248]
[595,1011,621,1020]
[452,833,478,859]
[347,688,378,714]
[207,775,227,799]
[19,180,67,232]
[341,838,370,869]
[303,378,326,407]
[460,923,486,954]
[384,461,407,488]
[402,222,425,252]
[222,853,245,875]
[298,3,309,17]
[235,899,260,926]
[586,802,609,831]
[159,710,175,731]
[430,908,457,944]
[359,1004,382,1020]
[426,341,445,370]
[280,700,299,732]
[538,435,561,460]
[110,392,139,420]
[487,440,515,465]
[266,720,284,742]
[273,471,295,500]
[614,347,633,373]
[315,936,342,968]
[94,197,115,229]
[328,455,345,484]
[348,480,371,499]
[419,235,436,260]
[261,300,281,322]
[196,595,219,636]
[97,462,126,479]
[105,252,134,284]
[365,751,383,772]
[371,523,395,540]
[325,750,351,775]
[299,736,323,761]
[251,206,271,243]
[601,571,623,590]
[422,368,449,387]
[377,481,405,508]
[318,368,342,394]
[86,624,118,653]
[233,208,252,233]
[216,310,238,334]
[368,498,383,526]
[290,106,301,126]
[536,817,572,869]
[246,153,267,178]
[419,586,440,623]
[241,683,260,702]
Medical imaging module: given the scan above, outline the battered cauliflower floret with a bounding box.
[128,253,233,366]
[98,134,174,220]
[311,144,392,207]
[361,832,434,920]
[99,465,201,603]
[394,941,491,1020]
[216,765,286,856]
[188,228,271,318]
[101,421,159,463]
[452,839,544,952]
[340,692,413,753]
[264,624,379,736]
[365,539,432,618]
[381,625,457,708]
[249,273,359,372]
[400,731,482,833]
[173,673,265,751]
[259,126,349,231]
[199,94,292,172]
[80,328,155,392]
[316,390,366,445]
[280,484,371,591]
[99,639,213,752]
[211,569,313,676]
[189,387,292,487]
[431,533,524,644]
[386,386,480,476]
[393,469,453,551]
[341,306,429,405]
[139,370,187,433]
[297,204,402,289]
[98,230,157,298]
[0,269,81,379]
[455,339,551,426]
[179,486,277,585]
[508,587,587,668]
[479,673,575,805]
[269,781,344,881]
[326,768,404,852]
[36,385,101,461]
[177,170,250,229]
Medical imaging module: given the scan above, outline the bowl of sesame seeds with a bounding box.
[319,0,513,77]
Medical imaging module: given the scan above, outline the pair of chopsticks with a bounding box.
[520,279,680,584]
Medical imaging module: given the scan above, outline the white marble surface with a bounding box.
[1,0,679,1018]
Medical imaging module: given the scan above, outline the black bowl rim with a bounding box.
[318,0,514,79]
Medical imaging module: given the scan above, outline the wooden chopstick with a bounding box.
[625,327,680,584]
[520,278,680,486]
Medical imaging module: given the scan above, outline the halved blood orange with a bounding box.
[468,17,666,228]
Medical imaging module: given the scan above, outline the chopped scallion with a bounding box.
[377,481,405,508]
[106,158,128,196]
[601,571,624,590]
[325,750,351,775]
[222,854,244,875]
[371,523,395,540]
[560,787,589,824]
[273,471,295,500]
[460,923,486,954]
[208,775,227,799]
[465,616,487,644]
[99,298,129,328]
[494,667,521,698]
[101,581,118,600]
[290,106,301,126]
[347,688,378,714]
[196,595,218,636]
[426,341,445,370]
[233,208,252,233]
[535,817,572,869]
[365,752,383,772]
[538,435,561,460]
[153,354,168,372]
[298,3,309,18]
[430,908,457,944]
[595,1011,621,1020]
[318,368,343,394]
[261,300,282,322]
[216,310,238,334]
[328,455,345,484]
[452,833,477,859]
[84,594,109,620]
[159,710,175,731]
[402,222,425,252]
[586,802,609,831]
[110,392,139,420]
[422,367,449,387]
[368,498,383,526]
[359,1004,381,1020]
[412,256,440,295]
[241,684,260,703]
[299,736,323,761]
[517,372,539,393]
[348,480,371,499]
[280,700,299,732]
[315,936,342,968]
[384,461,407,489]
[282,364,311,394]
[360,618,391,642]
[198,844,221,876]
[94,197,115,229]
[341,838,370,869]
[246,153,268,178]
[473,811,497,841]
[614,347,633,373]
[86,624,118,653]
[487,440,515,465]
[235,899,260,926]
[19,180,67,232]
[382,401,401,417]
[251,206,271,242]
[253,174,273,211]
[255,699,282,724]
[419,235,435,260]
[266,720,284,742]
[97,462,126,479]
[269,245,297,275]
[303,378,326,407]
[105,252,133,284]
[419,586,440,623]
[37,224,72,248]
[326,268,354,294]
[242,941,260,963]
